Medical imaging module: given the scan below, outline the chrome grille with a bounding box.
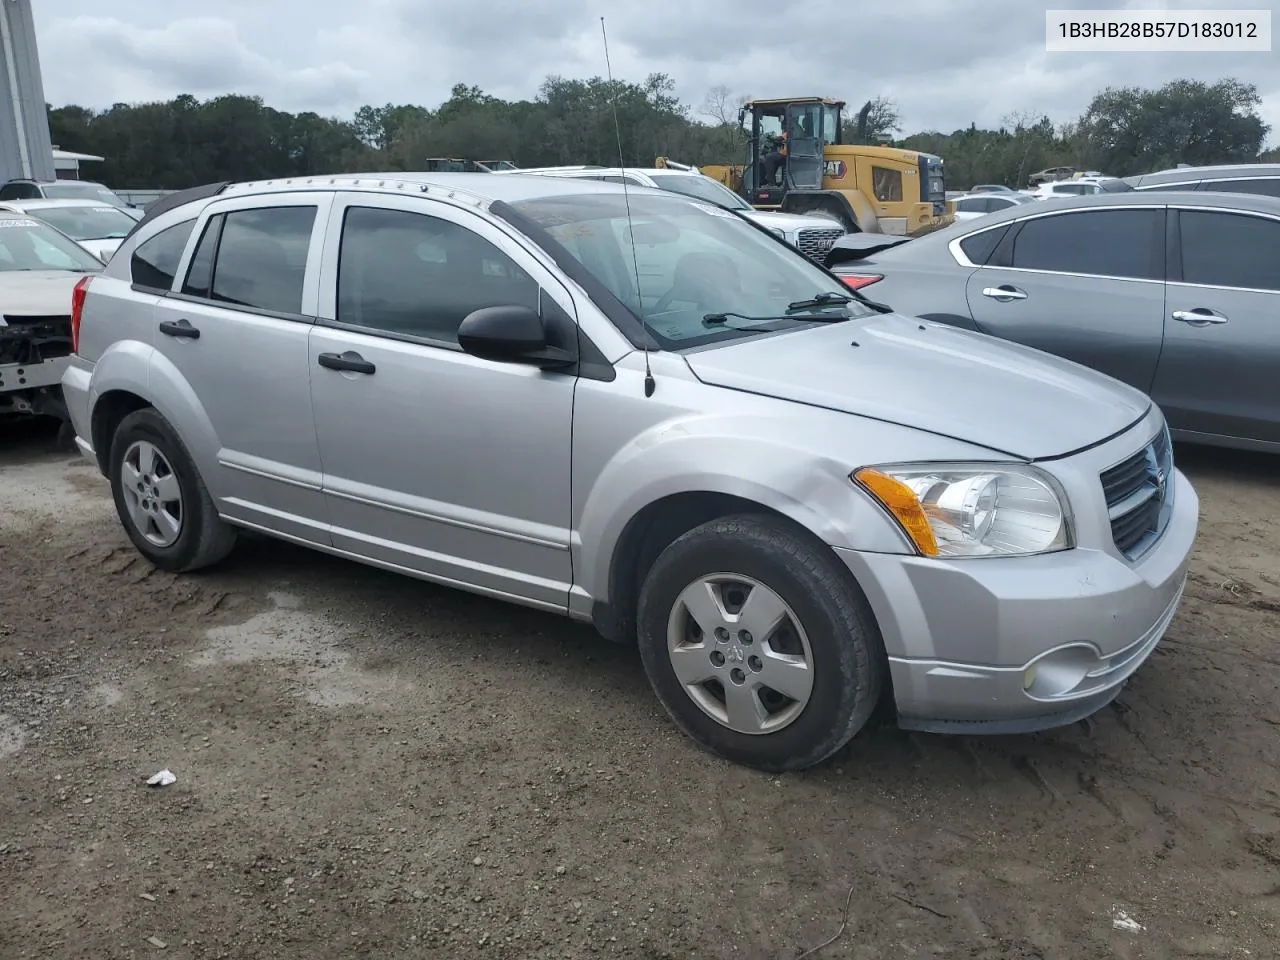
[795,227,844,263]
[1100,426,1174,560]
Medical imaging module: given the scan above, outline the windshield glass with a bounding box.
[509,192,873,349]
[42,182,123,205]
[31,205,137,240]
[648,174,751,211]
[0,217,105,272]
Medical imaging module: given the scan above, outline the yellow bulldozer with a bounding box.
[661,96,955,236]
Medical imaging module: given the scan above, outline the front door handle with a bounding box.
[981,285,1028,302]
[158,318,200,339]
[317,351,376,375]
[1172,308,1228,326]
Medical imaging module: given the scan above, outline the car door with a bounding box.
[308,192,578,609]
[154,192,332,544]
[1150,205,1280,445]
[964,206,1167,391]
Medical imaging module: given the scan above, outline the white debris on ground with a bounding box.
[145,769,176,787]
[1110,907,1145,932]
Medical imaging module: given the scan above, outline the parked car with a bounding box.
[0,209,105,421]
[950,192,1037,220]
[1027,166,1075,186]
[63,174,1197,771]
[1028,179,1103,198]
[969,184,1018,194]
[1124,162,1280,198]
[496,165,847,263]
[0,178,132,209]
[0,198,142,261]
[828,190,1280,452]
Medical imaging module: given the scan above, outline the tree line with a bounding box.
[46,76,1276,192]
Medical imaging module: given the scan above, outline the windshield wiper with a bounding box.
[786,291,853,310]
[702,310,850,327]
[794,289,894,315]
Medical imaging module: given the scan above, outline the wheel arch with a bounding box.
[591,488,887,649]
[87,342,222,486]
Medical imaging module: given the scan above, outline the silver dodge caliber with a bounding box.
[62,173,1198,772]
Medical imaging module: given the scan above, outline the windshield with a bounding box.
[0,217,105,272]
[647,174,751,211]
[508,192,873,349]
[41,182,123,205]
[31,205,137,240]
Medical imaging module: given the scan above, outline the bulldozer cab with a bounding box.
[741,97,842,204]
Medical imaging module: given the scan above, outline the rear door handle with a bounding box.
[317,351,376,375]
[981,285,1028,301]
[158,318,200,339]
[1172,308,1228,326]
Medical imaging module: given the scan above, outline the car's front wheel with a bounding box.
[636,514,885,772]
[107,407,237,572]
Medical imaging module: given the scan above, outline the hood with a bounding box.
[77,238,122,262]
[0,270,95,316]
[743,209,844,232]
[682,313,1151,460]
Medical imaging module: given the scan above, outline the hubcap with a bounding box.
[665,574,815,735]
[120,440,183,548]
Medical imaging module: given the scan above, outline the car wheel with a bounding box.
[636,514,885,772]
[107,407,237,572]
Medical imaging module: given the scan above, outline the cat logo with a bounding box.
[823,160,847,180]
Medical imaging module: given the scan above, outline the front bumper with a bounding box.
[835,467,1198,734]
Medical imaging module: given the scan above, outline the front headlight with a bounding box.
[852,463,1072,558]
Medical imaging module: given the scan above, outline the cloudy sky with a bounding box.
[32,0,1280,144]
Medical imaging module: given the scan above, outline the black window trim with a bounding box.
[1168,203,1280,294]
[129,215,200,294]
[165,204,319,324]
[321,200,617,381]
[958,205,1168,283]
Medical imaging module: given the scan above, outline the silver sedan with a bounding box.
[829,191,1280,453]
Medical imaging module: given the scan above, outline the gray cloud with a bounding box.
[34,0,1280,144]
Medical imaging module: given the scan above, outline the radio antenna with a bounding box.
[600,16,655,398]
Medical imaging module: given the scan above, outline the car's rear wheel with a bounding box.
[108,407,237,572]
[636,514,885,772]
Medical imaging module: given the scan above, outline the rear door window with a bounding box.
[1008,210,1163,280]
[189,206,317,315]
[1178,210,1280,292]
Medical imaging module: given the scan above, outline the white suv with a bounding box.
[498,165,847,262]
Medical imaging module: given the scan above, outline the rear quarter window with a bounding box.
[130,218,197,291]
[956,224,1009,265]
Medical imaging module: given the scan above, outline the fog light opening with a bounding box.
[1023,646,1099,700]
[1022,663,1037,691]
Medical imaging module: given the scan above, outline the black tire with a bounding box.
[636,514,885,772]
[107,407,237,572]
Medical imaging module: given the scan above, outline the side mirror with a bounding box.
[457,304,577,369]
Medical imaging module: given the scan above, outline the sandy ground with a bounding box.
[1,418,1278,960]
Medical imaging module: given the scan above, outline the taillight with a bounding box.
[70,275,91,354]
[840,274,882,290]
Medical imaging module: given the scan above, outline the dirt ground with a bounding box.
[1,419,1278,960]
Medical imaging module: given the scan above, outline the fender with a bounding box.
[574,418,922,603]
[89,340,224,493]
